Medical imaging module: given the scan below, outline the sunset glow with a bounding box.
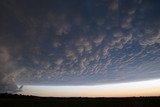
[20,79,160,97]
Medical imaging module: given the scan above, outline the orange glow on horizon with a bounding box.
[20,79,160,97]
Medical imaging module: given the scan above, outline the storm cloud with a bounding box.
[0,0,160,93]
[0,47,24,93]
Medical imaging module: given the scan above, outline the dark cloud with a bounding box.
[139,24,160,46]
[0,0,160,92]
[93,34,105,46]
[0,47,24,93]
[109,0,119,11]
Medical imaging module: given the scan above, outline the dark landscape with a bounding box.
[1,93,160,107]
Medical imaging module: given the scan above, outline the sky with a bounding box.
[21,79,160,97]
[0,0,160,97]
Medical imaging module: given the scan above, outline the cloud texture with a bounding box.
[0,0,160,93]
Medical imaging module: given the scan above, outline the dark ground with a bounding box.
[1,93,160,107]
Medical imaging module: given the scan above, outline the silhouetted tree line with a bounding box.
[0,93,36,98]
[1,93,160,107]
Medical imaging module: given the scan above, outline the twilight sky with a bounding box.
[0,0,160,96]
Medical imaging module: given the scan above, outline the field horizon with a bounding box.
[1,93,160,107]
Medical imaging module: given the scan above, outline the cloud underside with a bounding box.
[0,0,160,92]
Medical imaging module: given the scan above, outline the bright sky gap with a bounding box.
[20,79,160,97]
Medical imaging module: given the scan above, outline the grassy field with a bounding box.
[1,93,160,107]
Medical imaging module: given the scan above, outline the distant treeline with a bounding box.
[0,93,37,98]
[1,93,160,107]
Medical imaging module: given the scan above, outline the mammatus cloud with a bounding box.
[109,0,119,11]
[53,42,62,48]
[139,24,160,46]
[54,58,64,65]
[120,15,133,29]
[75,37,92,53]
[79,58,87,72]
[0,0,160,93]
[110,31,133,49]
[65,49,77,61]
[93,35,105,46]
